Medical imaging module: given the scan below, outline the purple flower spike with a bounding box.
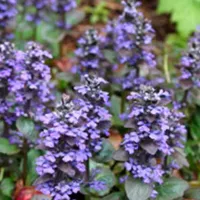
[36,95,89,199]
[116,85,187,197]
[74,29,103,75]
[0,0,17,40]
[75,74,111,153]
[115,0,156,67]
[102,0,158,90]
[0,41,54,146]
[177,31,200,90]
[50,0,77,29]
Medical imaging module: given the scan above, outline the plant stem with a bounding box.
[0,168,5,181]
[33,24,37,41]
[121,91,126,113]
[3,121,9,137]
[22,138,28,185]
[164,53,171,83]
[181,90,189,105]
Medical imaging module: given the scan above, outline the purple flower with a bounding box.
[50,0,77,29]
[102,0,157,90]
[73,29,103,76]
[75,74,111,153]
[0,0,17,40]
[116,0,156,66]
[36,75,111,198]
[117,85,187,197]
[0,41,54,146]
[36,95,89,199]
[177,31,200,90]
[24,0,49,24]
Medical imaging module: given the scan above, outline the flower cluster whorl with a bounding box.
[120,85,186,196]
[74,74,111,153]
[115,0,156,67]
[74,29,103,75]
[15,42,55,120]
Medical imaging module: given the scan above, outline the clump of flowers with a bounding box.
[0,41,54,121]
[0,41,54,147]
[105,0,157,90]
[0,0,17,40]
[177,31,200,91]
[50,0,77,29]
[117,85,186,197]
[0,41,19,123]
[36,74,111,199]
[18,42,55,119]
[115,0,156,67]
[36,95,88,200]
[74,29,103,76]
[24,0,49,24]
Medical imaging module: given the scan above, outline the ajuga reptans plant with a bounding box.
[74,29,103,76]
[177,30,200,104]
[0,41,54,146]
[36,74,111,199]
[106,0,157,90]
[115,86,187,197]
[0,0,17,40]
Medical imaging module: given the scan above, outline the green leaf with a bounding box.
[103,50,118,64]
[156,177,189,200]
[113,148,128,162]
[184,188,200,200]
[0,178,14,197]
[16,117,35,140]
[26,149,41,185]
[172,148,189,167]
[0,194,11,200]
[0,121,4,136]
[111,95,123,126]
[102,192,125,200]
[37,22,65,57]
[94,139,115,163]
[95,167,117,196]
[157,0,200,37]
[0,137,20,155]
[66,10,85,27]
[83,160,116,197]
[125,177,152,200]
[157,0,175,13]
[91,15,99,24]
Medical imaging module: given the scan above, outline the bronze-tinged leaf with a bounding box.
[58,163,76,177]
[33,175,52,186]
[113,148,129,162]
[141,140,158,155]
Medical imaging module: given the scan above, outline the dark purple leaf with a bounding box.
[141,140,158,155]
[113,148,129,162]
[58,163,76,177]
